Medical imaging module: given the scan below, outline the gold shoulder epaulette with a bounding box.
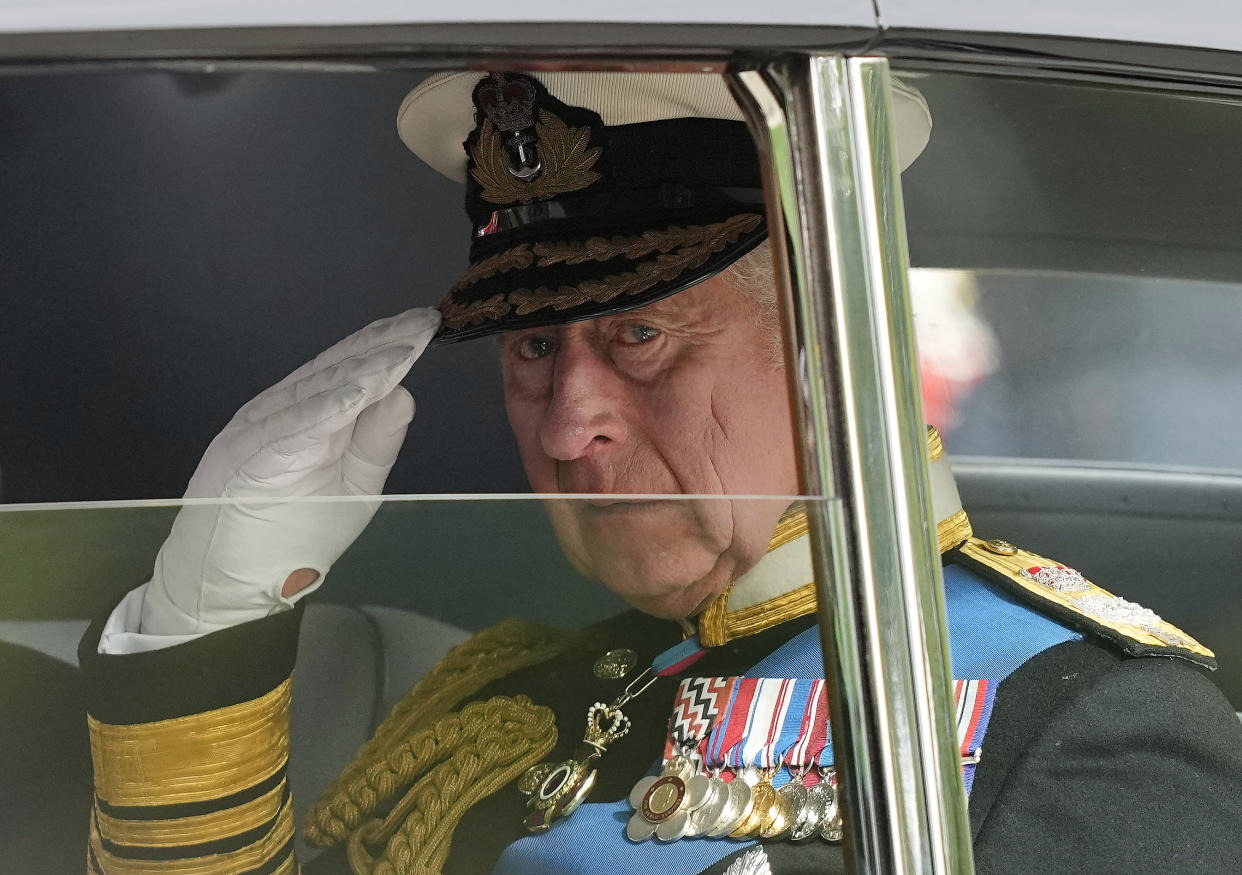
[955,536,1216,669]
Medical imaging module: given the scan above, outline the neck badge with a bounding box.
[520,634,709,832]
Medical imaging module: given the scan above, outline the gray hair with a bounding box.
[719,242,784,366]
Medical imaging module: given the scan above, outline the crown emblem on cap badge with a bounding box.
[475,74,541,180]
[470,73,603,205]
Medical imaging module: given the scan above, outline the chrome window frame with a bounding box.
[729,58,970,875]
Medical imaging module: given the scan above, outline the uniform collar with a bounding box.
[697,426,971,647]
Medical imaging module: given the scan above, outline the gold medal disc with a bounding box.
[760,788,792,839]
[731,782,776,838]
[640,775,686,823]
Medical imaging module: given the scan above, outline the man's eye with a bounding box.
[622,324,661,344]
[518,336,554,360]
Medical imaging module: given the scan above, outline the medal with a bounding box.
[669,674,736,838]
[715,679,798,839]
[802,714,841,844]
[626,759,687,841]
[611,651,996,848]
[775,779,807,836]
[688,772,731,835]
[523,701,628,832]
[730,780,776,838]
[709,777,754,836]
[594,648,638,679]
[778,679,826,839]
[817,770,843,842]
[626,756,715,841]
[789,784,824,840]
[527,632,709,834]
[760,772,795,839]
[626,674,731,843]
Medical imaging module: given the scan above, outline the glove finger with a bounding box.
[243,427,353,487]
[341,388,415,496]
[233,414,357,493]
[241,344,415,426]
[274,306,439,393]
[244,383,366,464]
[237,307,440,422]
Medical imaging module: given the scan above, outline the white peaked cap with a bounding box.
[398,71,933,183]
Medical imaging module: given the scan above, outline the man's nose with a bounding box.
[539,337,629,461]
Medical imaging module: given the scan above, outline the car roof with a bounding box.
[3,0,1242,55]
[0,0,879,33]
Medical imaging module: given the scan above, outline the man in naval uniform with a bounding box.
[80,72,1242,874]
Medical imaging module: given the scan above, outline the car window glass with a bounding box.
[897,69,1242,711]
[0,493,808,866]
[899,70,1242,473]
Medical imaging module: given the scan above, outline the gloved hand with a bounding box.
[140,307,441,636]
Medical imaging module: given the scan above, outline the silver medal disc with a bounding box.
[820,811,844,843]
[689,778,728,836]
[628,775,659,809]
[676,774,713,837]
[818,781,842,842]
[790,782,829,840]
[683,774,712,810]
[655,809,691,842]
[709,779,753,837]
[776,781,807,836]
[626,811,658,842]
[819,781,839,824]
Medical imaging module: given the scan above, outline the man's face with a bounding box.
[500,270,800,619]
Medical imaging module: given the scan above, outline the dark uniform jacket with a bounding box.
[80,539,1242,875]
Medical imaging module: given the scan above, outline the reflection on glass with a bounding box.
[898,68,1242,472]
[911,268,1000,433]
[1,495,823,868]
[0,494,813,633]
[913,269,1242,471]
[5,473,1236,872]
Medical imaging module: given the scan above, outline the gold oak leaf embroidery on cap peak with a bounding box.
[453,245,535,291]
[470,110,603,205]
[440,214,761,328]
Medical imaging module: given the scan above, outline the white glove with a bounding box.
[140,307,441,636]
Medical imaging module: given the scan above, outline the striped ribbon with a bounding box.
[953,678,995,794]
[733,678,795,769]
[690,676,993,778]
[704,678,754,767]
[783,679,829,772]
[651,637,708,676]
[662,676,734,764]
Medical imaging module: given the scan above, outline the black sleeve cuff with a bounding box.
[78,587,305,724]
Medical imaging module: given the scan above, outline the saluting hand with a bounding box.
[140,307,441,636]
